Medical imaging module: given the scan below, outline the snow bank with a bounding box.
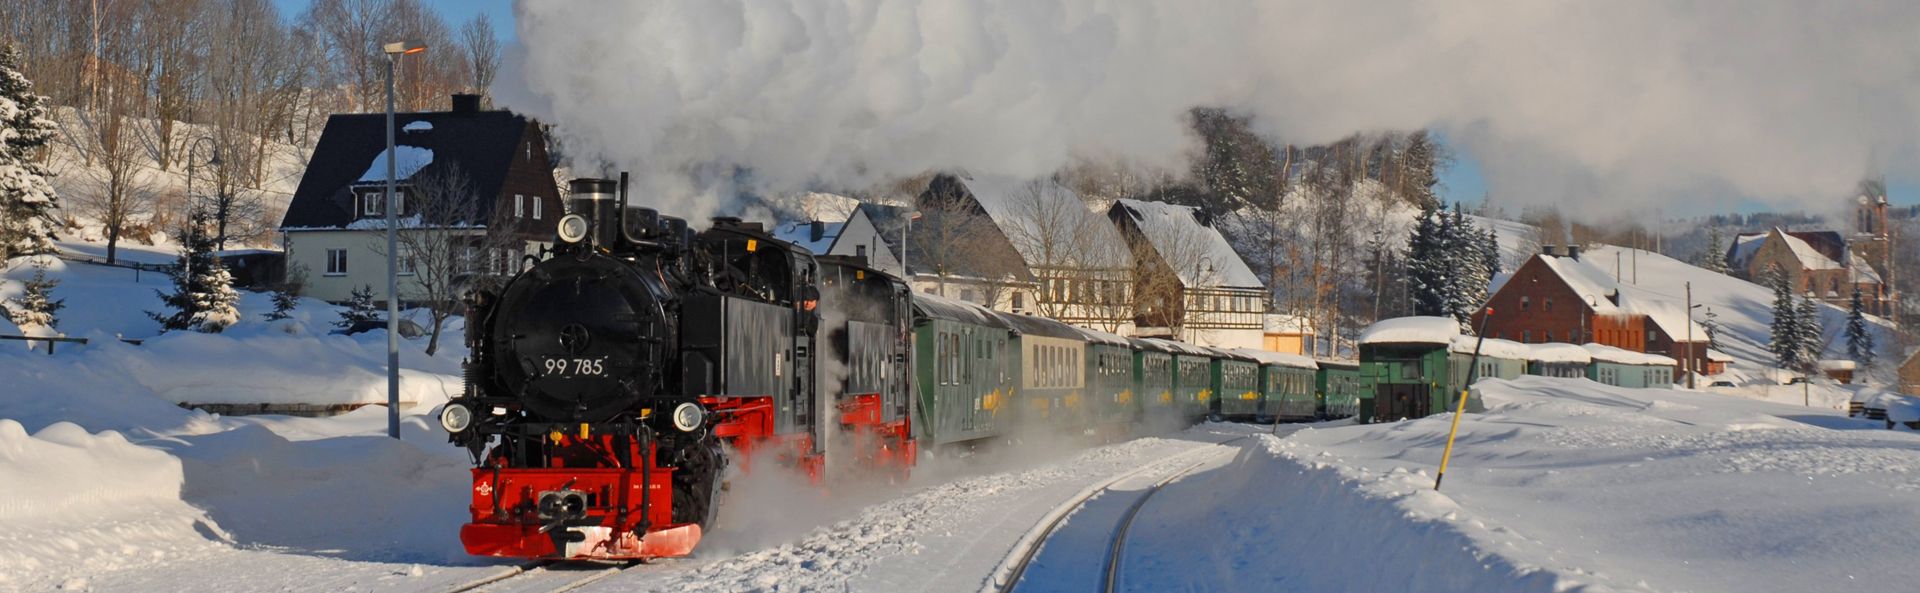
[0,420,226,592]
[1582,342,1678,366]
[1523,342,1591,363]
[1230,348,1317,369]
[1358,316,1459,345]
[1448,335,1530,360]
[1262,375,1920,593]
[401,120,433,132]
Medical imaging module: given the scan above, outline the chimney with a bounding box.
[1541,245,1557,257]
[450,93,480,114]
[1566,245,1580,260]
[810,220,825,242]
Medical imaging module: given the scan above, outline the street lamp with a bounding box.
[383,39,426,439]
[900,209,921,284]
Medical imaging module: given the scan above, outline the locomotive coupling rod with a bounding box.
[1436,307,1494,491]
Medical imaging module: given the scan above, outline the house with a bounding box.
[1476,246,1711,380]
[771,206,902,275]
[1263,314,1313,355]
[1899,348,1920,396]
[278,95,559,304]
[1725,227,1890,316]
[1107,198,1266,350]
[907,174,1132,330]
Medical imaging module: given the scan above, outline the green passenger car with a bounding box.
[910,294,1017,448]
[1146,339,1216,422]
[1233,348,1319,422]
[1210,349,1262,421]
[1314,359,1365,420]
[1356,317,1491,423]
[1081,328,1139,432]
[1131,338,1178,423]
[996,311,1095,433]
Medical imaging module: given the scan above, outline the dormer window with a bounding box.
[361,189,406,217]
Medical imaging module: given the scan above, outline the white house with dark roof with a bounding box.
[278,94,559,304]
[771,206,902,275]
[1107,198,1267,350]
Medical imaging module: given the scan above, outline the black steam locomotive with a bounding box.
[442,177,907,560]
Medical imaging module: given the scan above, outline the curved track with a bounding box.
[988,435,1249,593]
[443,560,638,593]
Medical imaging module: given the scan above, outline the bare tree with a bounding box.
[458,13,499,102]
[71,95,157,263]
[906,183,1025,308]
[375,163,518,355]
[1003,179,1132,331]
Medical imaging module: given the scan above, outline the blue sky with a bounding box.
[270,0,515,41]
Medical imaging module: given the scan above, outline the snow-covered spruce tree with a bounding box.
[1703,306,1722,351]
[1699,227,1730,274]
[1796,295,1823,371]
[5,260,64,330]
[264,264,306,322]
[1481,224,1502,277]
[1445,203,1489,326]
[1845,286,1876,369]
[1766,265,1802,370]
[1405,203,1448,317]
[148,208,240,333]
[0,44,60,263]
[336,284,380,328]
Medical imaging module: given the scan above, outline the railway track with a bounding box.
[986,435,1251,593]
[442,560,638,593]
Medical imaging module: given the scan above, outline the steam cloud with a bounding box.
[500,1,1920,218]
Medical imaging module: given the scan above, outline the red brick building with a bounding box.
[1476,247,1715,380]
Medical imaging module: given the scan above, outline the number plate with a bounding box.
[542,357,607,377]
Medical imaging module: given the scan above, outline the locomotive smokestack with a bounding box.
[568,178,619,247]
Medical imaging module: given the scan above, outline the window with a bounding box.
[515,194,525,218]
[1012,292,1024,310]
[1544,330,1553,342]
[1544,298,1553,312]
[961,288,975,302]
[398,246,416,276]
[1521,296,1530,311]
[856,245,867,258]
[325,249,347,276]
[362,192,379,216]
[532,196,543,220]
[1522,330,1530,343]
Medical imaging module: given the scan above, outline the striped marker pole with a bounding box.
[1436,307,1495,491]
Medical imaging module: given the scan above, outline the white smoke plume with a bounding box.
[500,1,1920,218]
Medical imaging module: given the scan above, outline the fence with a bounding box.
[0,334,145,355]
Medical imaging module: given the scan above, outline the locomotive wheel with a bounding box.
[671,437,726,528]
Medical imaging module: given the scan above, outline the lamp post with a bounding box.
[383,39,426,439]
[1687,284,1699,389]
[184,136,220,287]
[900,209,921,286]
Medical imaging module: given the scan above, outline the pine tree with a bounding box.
[1702,306,1722,351]
[1845,286,1876,369]
[148,208,241,333]
[265,286,299,321]
[1481,225,1502,277]
[1699,227,1730,274]
[1405,203,1448,317]
[5,260,63,330]
[0,44,60,262]
[1766,265,1801,369]
[1796,296,1823,371]
[337,285,380,328]
[1445,203,1490,326]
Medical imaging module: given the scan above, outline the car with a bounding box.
[1849,388,1889,418]
[1870,392,1920,430]
[330,318,426,338]
[1706,380,1736,388]
[1786,376,1809,385]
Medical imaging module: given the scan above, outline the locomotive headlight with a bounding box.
[439,402,474,433]
[671,402,705,432]
[557,214,590,244]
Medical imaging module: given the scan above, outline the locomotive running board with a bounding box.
[461,523,702,560]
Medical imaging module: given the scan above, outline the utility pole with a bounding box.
[1685,282,1695,389]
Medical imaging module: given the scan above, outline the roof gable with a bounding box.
[1109,198,1261,288]
[280,109,537,230]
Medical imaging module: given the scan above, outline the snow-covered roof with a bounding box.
[1582,343,1677,366]
[1142,337,1214,357]
[1525,342,1592,364]
[1849,258,1884,284]
[1706,348,1734,362]
[402,121,433,132]
[355,146,434,183]
[1072,325,1132,347]
[1449,335,1532,360]
[1113,198,1262,288]
[952,174,1131,271]
[1230,348,1318,370]
[1358,316,1460,345]
[1818,359,1858,371]
[771,221,844,256]
[1728,234,1765,269]
[1535,254,1709,341]
[1776,229,1843,271]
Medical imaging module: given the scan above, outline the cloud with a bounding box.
[499,0,1920,218]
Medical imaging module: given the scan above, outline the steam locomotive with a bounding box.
[442,176,1357,561]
